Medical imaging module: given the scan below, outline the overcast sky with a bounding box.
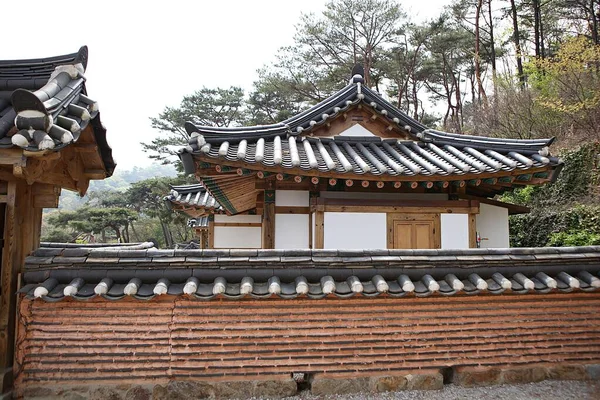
[2,0,450,170]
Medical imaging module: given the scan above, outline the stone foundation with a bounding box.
[21,379,297,400]
[18,365,599,399]
[453,364,597,388]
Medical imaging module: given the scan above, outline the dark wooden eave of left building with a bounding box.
[0,46,115,196]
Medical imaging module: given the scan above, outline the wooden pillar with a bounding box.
[0,181,17,392]
[308,212,313,249]
[207,215,215,249]
[469,214,477,248]
[262,190,275,249]
[315,205,324,249]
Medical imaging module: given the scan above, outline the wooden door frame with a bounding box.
[387,212,441,249]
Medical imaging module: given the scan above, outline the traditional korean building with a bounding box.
[172,70,555,250]
[10,67,600,400]
[0,47,114,398]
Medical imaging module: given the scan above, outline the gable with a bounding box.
[339,124,376,137]
[298,106,413,140]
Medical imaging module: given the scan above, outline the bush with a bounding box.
[547,230,600,247]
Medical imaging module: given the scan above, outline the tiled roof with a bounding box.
[40,241,156,249]
[166,184,222,212]
[182,134,559,178]
[184,81,428,139]
[179,75,559,181]
[0,46,114,175]
[187,216,210,228]
[21,246,600,301]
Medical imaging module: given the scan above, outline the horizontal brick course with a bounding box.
[15,292,600,393]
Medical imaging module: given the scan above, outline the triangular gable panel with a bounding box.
[339,124,376,137]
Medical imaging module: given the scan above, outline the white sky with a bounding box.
[2,0,450,170]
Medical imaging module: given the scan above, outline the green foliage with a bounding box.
[43,174,196,248]
[503,143,600,247]
[510,204,600,247]
[42,227,76,243]
[143,87,246,167]
[503,142,600,208]
[45,207,137,243]
[56,164,177,213]
[526,36,600,137]
[547,230,600,247]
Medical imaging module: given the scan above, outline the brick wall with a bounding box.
[15,293,600,390]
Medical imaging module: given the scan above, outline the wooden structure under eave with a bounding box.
[0,46,114,395]
[176,69,560,250]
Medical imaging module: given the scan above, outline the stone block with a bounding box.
[152,384,168,400]
[126,386,152,400]
[586,364,600,380]
[311,376,369,395]
[547,365,588,380]
[152,381,213,400]
[252,379,297,398]
[406,372,444,390]
[89,387,123,400]
[501,367,547,384]
[213,381,249,399]
[369,375,408,392]
[453,367,502,387]
[22,386,53,398]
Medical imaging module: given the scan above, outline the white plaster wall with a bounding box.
[324,212,386,249]
[214,227,262,248]
[476,203,509,248]
[214,215,262,223]
[275,190,309,206]
[441,214,470,249]
[339,124,375,137]
[275,214,309,249]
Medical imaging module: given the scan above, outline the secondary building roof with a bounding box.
[166,183,223,218]
[21,246,600,301]
[178,71,561,214]
[0,46,115,177]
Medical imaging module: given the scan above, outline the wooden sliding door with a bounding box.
[387,213,440,249]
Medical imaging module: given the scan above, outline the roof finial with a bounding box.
[350,64,364,84]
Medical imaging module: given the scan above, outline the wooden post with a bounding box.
[308,212,313,249]
[469,214,477,248]
[0,181,17,386]
[315,205,325,249]
[262,190,275,249]
[207,215,215,249]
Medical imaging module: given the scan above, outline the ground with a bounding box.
[286,381,600,400]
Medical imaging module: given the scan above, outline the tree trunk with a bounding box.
[113,226,121,243]
[592,0,599,44]
[488,0,497,91]
[130,222,140,242]
[412,77,419,120]
[160,220,173,248]
[510,0,526,87]
[124,224,130,243]
[539,1,546,58]
[451,72,463,133]
[474,0,488,106]
[532,0,543,58]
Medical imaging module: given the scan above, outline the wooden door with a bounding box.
[387,213,440,249]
